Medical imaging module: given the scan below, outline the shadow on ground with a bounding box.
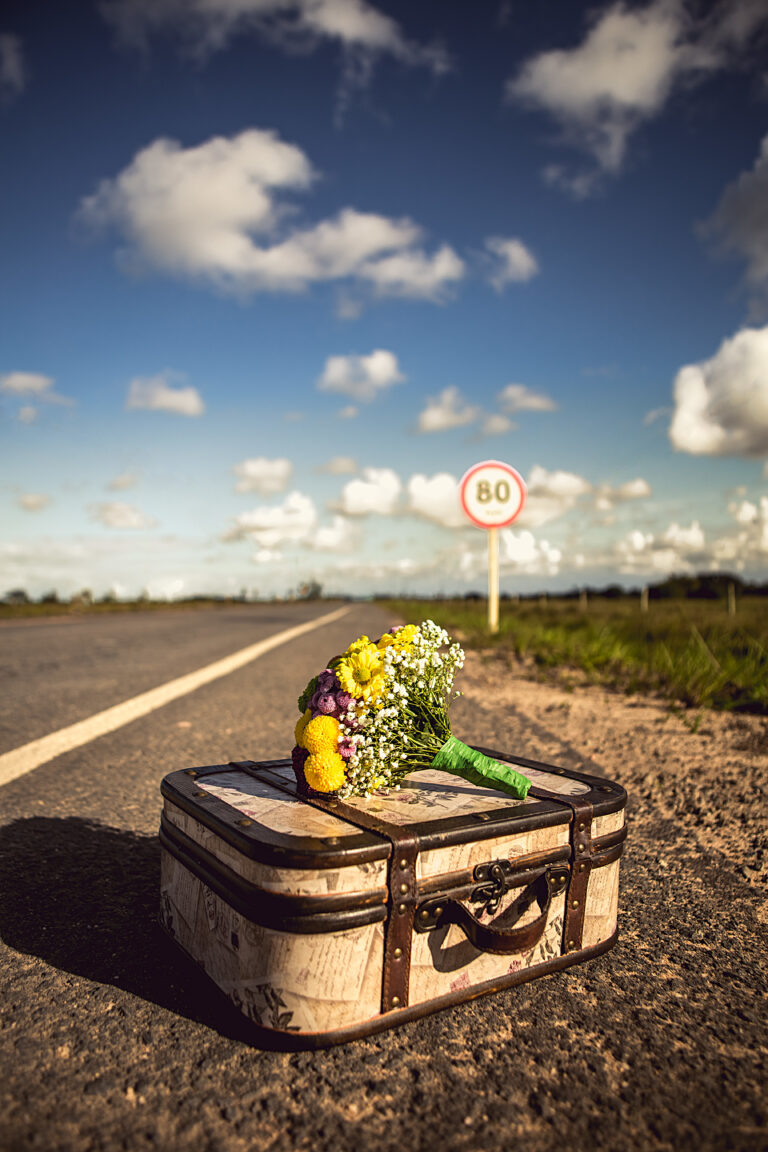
[0,816,256,1044]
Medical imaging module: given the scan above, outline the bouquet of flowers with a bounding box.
[292,620,531,801]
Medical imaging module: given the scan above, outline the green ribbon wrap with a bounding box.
[431,735,531,800]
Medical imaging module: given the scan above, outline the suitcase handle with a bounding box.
[414,867,568,955]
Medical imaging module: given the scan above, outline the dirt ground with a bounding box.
[455,650,768,903]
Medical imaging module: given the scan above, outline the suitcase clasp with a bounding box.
[471,859,515,916]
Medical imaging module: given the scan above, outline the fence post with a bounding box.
[640,586,649,613]
[579,588,588,611]
[728,581,736,617]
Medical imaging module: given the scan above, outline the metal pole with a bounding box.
[488,526,499,634]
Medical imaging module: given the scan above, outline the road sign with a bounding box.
[459,460,526,528]
[459,461,526,634]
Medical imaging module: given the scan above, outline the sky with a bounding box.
[2,0,768,600]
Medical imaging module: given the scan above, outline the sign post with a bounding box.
[460,460,526,635]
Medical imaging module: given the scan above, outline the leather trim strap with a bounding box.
[232,762,418,1014]
[528,787,595,953]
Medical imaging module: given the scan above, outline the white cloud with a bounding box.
[338,405,359,419]
[500,529,562,574]
[253,547,283,565]
[485,236,539,289]
[0,372,53,395]
[0,34,25,102]
[100,0,450,75]
[417,386,479,433]
[497,383,557,413]
[319,456,358,475]
[481,413,515,436]
[225,490,318,546]
[407,472,465,528]
[669,325,768,455]
[80,129,464,301]
[663,520,705,550]
[518,464,591,526]
[340,467,401,515]
[317,349,404,402]
[506,0,768,185]
[233,456,292,494]
[0,372,73,409]
[126,372,205,416]
[108,471,139,491]
[90,501,155,529]
[18,493,50,512]
[593,476,652,511]
[730,499,758,525]
[311,514,355,551]
[704,132,768,295]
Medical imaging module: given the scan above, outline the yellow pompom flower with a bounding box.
[302,714,340,754]
[294,709,311,745]
[304,750,346,793]
[336,644,385,700]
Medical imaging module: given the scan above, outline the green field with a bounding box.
[381,596,768,715]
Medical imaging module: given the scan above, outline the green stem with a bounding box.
[431,736,531,799]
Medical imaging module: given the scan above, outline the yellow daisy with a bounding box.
[336,644,385,700]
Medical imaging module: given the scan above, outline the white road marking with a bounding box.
[0,604,351,788]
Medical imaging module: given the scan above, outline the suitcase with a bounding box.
[159,750,627,1048]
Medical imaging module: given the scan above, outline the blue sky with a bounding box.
[2,0,768,599]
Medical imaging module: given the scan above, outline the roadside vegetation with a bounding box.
[380,588,768,715]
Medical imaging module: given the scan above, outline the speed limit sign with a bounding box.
[460,460,526,529]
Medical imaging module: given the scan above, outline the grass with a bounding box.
[380,596,768,715]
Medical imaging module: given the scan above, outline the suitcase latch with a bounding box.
[471,859,515,916]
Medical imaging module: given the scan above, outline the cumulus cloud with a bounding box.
[317,349,404,402]
[224,490,317,546]
[100,0,450,76]
[318,456,358,475]
[18,406,37,424]
[90,501,155,529]
[518,464,591,527]
[233,456,292,494]
[485,236,539,289]
[311,514,355,551]
[80,129,464,301]
[704,132,768,299]
[0,34,25,102]
[18,493,50,512]
[340,467,401,515]
[501,529,562,574]
[338,405,359,419]
[669,324,768,455]
[497,383,557,413]
[407,472,465,528]
[417,386,479,433]
[615,519,706,574]
[506,0,768,186]
[126,372,205,416]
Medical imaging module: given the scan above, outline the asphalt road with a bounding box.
[0,604,766,1152]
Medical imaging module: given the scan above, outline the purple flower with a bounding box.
[310,690,338,716]
[336,690,353,711]
[317,669,338,692]
[339,738,355,761]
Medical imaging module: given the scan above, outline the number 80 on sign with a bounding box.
[459,460,526,529]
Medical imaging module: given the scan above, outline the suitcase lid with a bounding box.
[160,750,625,872]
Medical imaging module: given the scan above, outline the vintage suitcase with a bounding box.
[159,750,627,1048]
